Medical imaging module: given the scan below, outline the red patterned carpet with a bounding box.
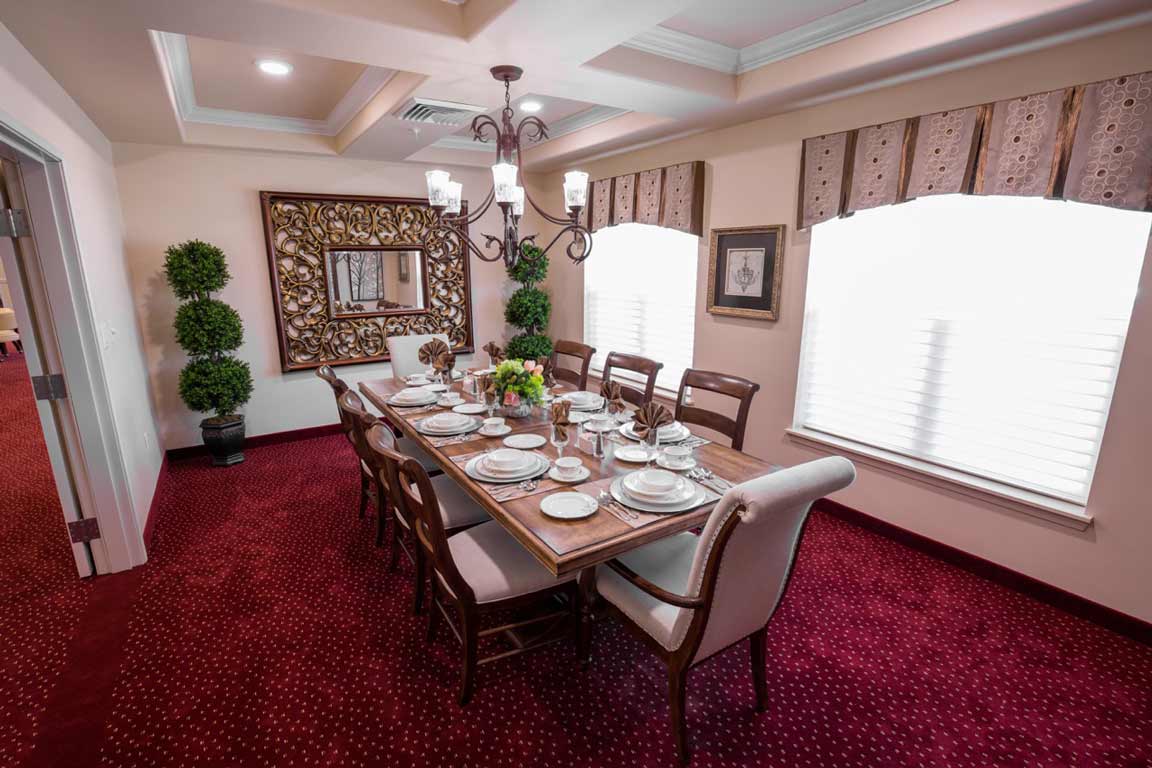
[0,353,90,768]
[85,433,1150,768]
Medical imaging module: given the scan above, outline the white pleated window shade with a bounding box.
[797,195,1150,504]
[583,223,698,392]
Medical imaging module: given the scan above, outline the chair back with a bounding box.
[677,457,856,665]
[335,390,381,464]
[318,365,356,444]
[674,369,761,451]
[551,339,596,390]
[602,352,663,407]
[391,452,476,605]
[387,333,451,379]
[364,422,407,523]
[0,308,17,331]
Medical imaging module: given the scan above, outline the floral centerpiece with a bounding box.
[492,358,545,418]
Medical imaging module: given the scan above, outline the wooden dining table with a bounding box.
[359,373,778,654]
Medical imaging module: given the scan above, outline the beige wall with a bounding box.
[539,24,1152,621]
[113,144,518,450]
[0,23,162,531]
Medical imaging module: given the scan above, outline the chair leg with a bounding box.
[426,579,440,643]
[669,665,689,763]
[458,608,478,706]
[388,514,403,572]
[750,627,769,712]
[412,545,426,615]
[358,472,369,519]
[375,499,390,547]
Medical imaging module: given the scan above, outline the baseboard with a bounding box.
[165,423,343,462]
[814,499,1152,647]
[141,453,168,549]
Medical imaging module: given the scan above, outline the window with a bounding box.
[795,195,1150,505]
[583,223,698,392]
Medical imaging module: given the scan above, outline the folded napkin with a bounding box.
[633,402,672,440]
[418,338,450,366]
[483,341,504,366]
[600,380,626,414]
[537,356,557,387]
[433,350,456,373]
[475,372,492,397]
[550,399,572,442]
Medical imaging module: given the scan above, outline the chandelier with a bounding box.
[422,66,592,270]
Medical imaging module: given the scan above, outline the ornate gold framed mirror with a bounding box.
[260,191,474,372]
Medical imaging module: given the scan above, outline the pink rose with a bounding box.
[503,391,521,406]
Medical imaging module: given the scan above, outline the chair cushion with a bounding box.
[396,435,441,474]
[595,532,699,652]
[447,521,574,603]
[0,330,19,342]
[428,474,489,530]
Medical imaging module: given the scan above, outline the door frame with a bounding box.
[0,118,145,574]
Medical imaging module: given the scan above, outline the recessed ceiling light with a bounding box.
[257,59,293,76]
[519,100,542,113]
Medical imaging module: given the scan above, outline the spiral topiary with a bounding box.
[505,244,552,360]
[164,240,253,421]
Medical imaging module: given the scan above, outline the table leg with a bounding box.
[577,567,596,665]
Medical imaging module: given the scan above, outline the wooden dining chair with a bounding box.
[389,451,579,705]
[362,420,489,613]
[602,352,664,407]
[318,365,376,519]
[550,339,596,390]
[593,457,856,762]
[674,369,762,451]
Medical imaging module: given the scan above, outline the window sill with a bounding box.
[785,428,1093,531]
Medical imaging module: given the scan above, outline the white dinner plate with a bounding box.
[464,453,548,484]
[422,383,449,392]
[624,469,688,500]
[415,416,480,436]
[427,369,464,380]
[540,492,598,520]
[452,403,487,415]
[614,446,651,463]
[548,465,591,484]
[478,425,512,437]
[619,421,691,443]
[480,449,535,476]
[610,476,708,514]
[656,455,697,472]
[389,393,437,407]
[503,433,547,450]
[568,411,593,424]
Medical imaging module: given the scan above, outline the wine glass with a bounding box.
[642,428,660,465]
[550,425,570,459]
[485,388,497,419]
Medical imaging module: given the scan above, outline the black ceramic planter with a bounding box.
[200,415,245,466]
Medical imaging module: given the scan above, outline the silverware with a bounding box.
[596,490,638,520]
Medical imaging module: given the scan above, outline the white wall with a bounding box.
[112,143,516,450]
[0,23,162,531]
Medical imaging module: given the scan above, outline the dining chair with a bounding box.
[387,449,579,705]
[602,352,664,407]
[593,456,856,762]
[317,365,375,519]
[674,369,762,451]
[0,308,22,358]
[387,332,451,380]
[550,339,596,390]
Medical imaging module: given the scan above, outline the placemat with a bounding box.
[569,476,721,530]
[449,449,574,502]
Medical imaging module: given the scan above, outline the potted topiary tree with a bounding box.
[165,239,254,466]
[504,244,552,361]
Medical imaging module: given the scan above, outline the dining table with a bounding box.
[358,371,778,656]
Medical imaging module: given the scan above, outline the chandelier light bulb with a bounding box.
[492,163,518,203]
[510,185,525,217]
[426,170,451,208]
[445,181,463,215]
[563,171,589,209]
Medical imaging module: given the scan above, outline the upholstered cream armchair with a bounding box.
[386,333,451,380]
[594,456,857,762]
[0,308,21,358]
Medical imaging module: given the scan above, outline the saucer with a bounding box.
[656,455,698,471]
[614,446,651,463]
[503,433,547,450]
[548,465,591,484]
[540,492,598,520]
[478,424,512,437]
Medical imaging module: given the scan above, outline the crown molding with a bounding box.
[430,104,630,152]
[623,0,956,75]
[150,30,393,137]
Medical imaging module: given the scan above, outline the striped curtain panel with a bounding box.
[797,70,1152,229]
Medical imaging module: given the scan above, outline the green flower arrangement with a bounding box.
[492,359,545,415]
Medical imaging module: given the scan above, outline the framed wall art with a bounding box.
[706,225,785,320]
[260,191,475,372]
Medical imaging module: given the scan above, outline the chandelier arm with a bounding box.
[476,232,508,262]
[535,222,593,264]
[523,185,576,226]
[515,116,548,149]
[471,114,502,145]
[445,186,495,228]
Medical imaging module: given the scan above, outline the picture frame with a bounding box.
[706,225,785,320]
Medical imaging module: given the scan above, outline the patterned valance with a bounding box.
[797,70,1152,229]
[587,161,706,236]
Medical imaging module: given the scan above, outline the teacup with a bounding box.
[406,374,430,386]
[439,392,464,406]
[554,456,583,478]
[663,445,693,468]
[481,417,506,433]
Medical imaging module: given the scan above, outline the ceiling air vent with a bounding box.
[394,97,488,127]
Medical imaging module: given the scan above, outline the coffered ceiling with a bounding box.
[0,0,1148,171]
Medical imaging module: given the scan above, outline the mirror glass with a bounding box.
[325,248,426,317]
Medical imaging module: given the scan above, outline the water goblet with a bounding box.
[550,424,570,459]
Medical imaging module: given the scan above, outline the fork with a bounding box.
[597,490,638,520]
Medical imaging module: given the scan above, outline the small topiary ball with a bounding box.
[174,299,243,355]
[178,355,254,417]
[508,244,548,285]
[164,239,230,300]
[506,333,553,361]
[504,286,551,333]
